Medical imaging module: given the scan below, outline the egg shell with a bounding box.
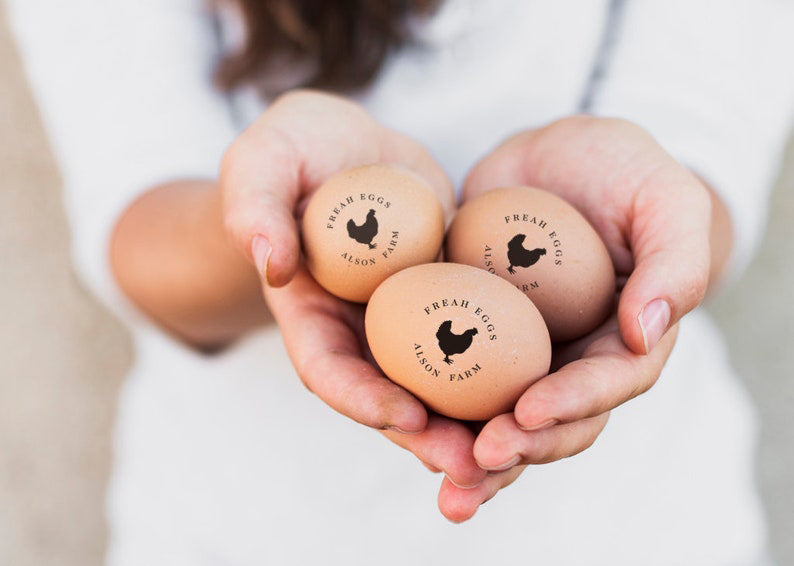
[302,164,445,303]
[445,187,615,342]
[365,263,551,421]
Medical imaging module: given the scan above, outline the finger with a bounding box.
[223,90,455,288]
[266,269,428,432]
[220,91,382,287]
[437,465,526,523]
[550,311,619,372]
[463,118,713,355]
[617,167,711,354]
[513,324,678,432]
[220,125,303,287]
[382,415,487,489]
[462,119,638,283]
[474,413,609,471]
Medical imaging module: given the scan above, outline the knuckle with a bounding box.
[219,137,252,191]
[626,377,655,404]
[270,88,316,109]
[604,116,646,135]
[530,443,558,464]
[547,115,645,137]
[503,128,540,150]
[221,210,237,239]
[273,88,363,118]
[573,428,600,456]
[678,256,710,309]
[560,418,609,462]
[677,175,713,219]
[222,197,254,234]
[595,116,652,142]
[219,140,240,181]
[536,115,593,143]
[222,208,248,244]
[552,114,599,130]
[523,433,570,464]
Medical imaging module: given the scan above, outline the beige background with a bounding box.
[1,5,792,566]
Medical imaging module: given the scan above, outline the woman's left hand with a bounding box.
[416,115,719,522]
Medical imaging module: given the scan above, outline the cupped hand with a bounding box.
[438,115,716,521]
[220,90,490,492]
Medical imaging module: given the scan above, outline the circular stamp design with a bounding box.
[301,164,445,303]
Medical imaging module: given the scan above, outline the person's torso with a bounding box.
[225,0,609,187]
[107,3,768,564]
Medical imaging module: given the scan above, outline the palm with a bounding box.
[464,117,710,353]
[450,116,711,520]
[262,265,424,430]
[222,92,484,515]
[264,265,491,495]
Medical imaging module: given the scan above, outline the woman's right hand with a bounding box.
[220,90,488,491]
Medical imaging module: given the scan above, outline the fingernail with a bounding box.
[251,235,272,285]
[638,299,671,354]
[517,418,558,432]
[446,475,484,490]
[479,454,520,472]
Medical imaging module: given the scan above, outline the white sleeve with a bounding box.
[6,0,239,317]
[590,0,794,277]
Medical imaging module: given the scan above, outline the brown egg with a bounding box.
[446,187,615,342]
[302,164,445,302]
[365,263,551,421]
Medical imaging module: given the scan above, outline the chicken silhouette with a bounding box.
[436,320,478,365]
[346,209,378,249]
[506,234,546,274]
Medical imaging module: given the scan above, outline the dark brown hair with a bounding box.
[215,0,439,96]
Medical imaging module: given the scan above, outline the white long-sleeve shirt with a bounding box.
[7,1,794,564]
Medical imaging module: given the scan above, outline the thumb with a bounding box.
[617,167,712,355]
[220,128,302,288]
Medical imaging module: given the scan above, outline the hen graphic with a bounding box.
[506,234,546,274]
[346,209,378,249]
[436,320,478,365]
